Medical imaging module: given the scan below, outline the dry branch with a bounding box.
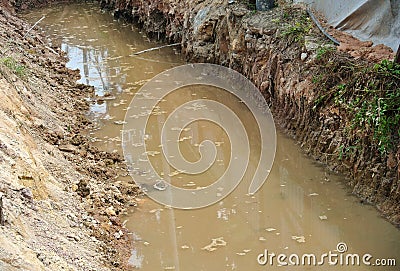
[131,43,180,56]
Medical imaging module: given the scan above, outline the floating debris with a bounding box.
[177,136,192,142]
[184,102,206,111]
[153,180,168,191]
[168,170,181,177]
[171,127,192,132]
[134,79,150,86]
[202,237,227,252]
[152,111,167,116]
[145,150,161,157]
[113,120,127,125]
[183,182,196,187]
[132,143,144,147]
[138,158,149,162]
[107,56,123,60]
[236,249,251,256]
[149,208,163,214]
[292,236,306,243]
[167,169,186,177]
[101,114,115,120]
[265,228,276,232]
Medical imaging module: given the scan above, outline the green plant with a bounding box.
[313,59,400,155]
[351,90,400,154]
[338,143,360,160]
[281,12,312,43]
[374,59,400,77]
[1,56,26,78]
[316,46,334,60]
[283,11,290,19]
[312,74,323,84]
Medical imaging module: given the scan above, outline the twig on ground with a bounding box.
[23,16,45,38]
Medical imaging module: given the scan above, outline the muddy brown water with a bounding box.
[22,3,400,271]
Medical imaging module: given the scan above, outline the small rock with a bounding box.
[109,216,121,225]
[67,233,81,242]
[305,36,320,51]
[245,34,253,42]
[71,184,78,192]
[114,230,123,239]
[58,144,75,153]
[20,188,33,201]
[76,179,90,197]
[105,206,116,217]
[18,173,34,180]
[153,180,167,191]
[300,52,308,61]
[232,6,248,17]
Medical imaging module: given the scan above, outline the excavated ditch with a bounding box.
[0,0,399,270]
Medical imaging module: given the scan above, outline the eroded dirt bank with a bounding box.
[0,4,139,270]
[99,0,400,224]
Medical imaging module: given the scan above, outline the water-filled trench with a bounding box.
[22,2,400,270]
